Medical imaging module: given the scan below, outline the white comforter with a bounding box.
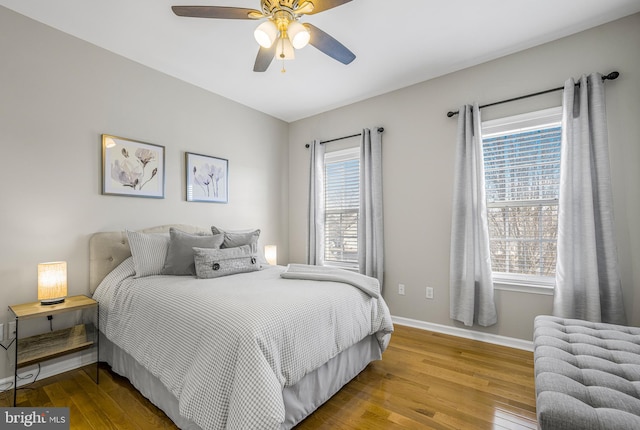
[94,260,393,430]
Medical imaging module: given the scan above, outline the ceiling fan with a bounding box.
[172,0,356,72]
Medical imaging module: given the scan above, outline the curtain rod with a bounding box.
[304,127,385,148]
[446,71,620,118]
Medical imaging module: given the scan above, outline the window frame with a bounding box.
[323,147,360,271]
[481,107,562,294]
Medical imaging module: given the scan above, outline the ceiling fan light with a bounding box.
[288,21,310,49]
[254,20,278,48]
[275,37,295,60]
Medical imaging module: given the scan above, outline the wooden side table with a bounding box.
[8,295,99,406]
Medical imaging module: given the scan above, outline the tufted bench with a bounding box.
[533,315,640,430]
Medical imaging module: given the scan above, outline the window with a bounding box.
[482,107,562,286]
[324,147,360,269]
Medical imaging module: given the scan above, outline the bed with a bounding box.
[89,224,393,429]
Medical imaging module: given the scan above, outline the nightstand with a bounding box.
[8,295,99,406]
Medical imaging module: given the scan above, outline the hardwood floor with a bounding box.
[0,324,537,429]
[296,325,536,429]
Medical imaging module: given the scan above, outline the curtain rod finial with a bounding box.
[605,71,619,80]
[305,143,310,148]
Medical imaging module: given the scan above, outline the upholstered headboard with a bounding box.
[89,224,211,293]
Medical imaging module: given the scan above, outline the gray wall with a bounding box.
[0,6,289,375]
[1,5,639,382]
[288,13,640,341]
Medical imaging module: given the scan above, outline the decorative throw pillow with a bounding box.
[210,226,267,265]
[161,228,224,276]
[193,245,260,279]
[126,230,170,278]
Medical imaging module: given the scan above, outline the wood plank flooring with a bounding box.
[0,324,537,429]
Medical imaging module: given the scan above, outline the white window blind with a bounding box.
[482,107,562,282]
[324,148,360,268]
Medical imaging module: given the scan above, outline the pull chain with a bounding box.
[279,37,286,73]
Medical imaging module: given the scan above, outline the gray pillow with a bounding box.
[126,230,170,278]
[211,226,260,248]
[161,228,224,276]
[210,226,267,265]
[193,245,260,279]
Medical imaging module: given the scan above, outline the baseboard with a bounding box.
[0,349,97,390]
[391,315,534,352]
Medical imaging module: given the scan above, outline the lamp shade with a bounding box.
[264,245,277,265]
[254,20,278,48]
[38,261,67,305]
[288,21,310,49]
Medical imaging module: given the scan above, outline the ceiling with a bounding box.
[2,0,640,122]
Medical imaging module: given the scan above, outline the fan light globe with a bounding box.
[288,21,310,49]
[254,21,278,48]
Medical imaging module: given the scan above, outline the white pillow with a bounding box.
[126,230,170,278]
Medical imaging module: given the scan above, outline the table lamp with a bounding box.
[264,245,277,266]
[38,261,67,305]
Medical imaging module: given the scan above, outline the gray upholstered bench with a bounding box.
[533,315,640,430]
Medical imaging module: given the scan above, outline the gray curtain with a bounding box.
[358,128,384,289]
[449,104,497,327]
[553,73,626,324]
[307,139,325,265]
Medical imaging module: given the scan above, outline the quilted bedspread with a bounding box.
[94,261,393,430]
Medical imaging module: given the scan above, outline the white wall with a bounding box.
[0,7,289,376]
[288,13,640,341]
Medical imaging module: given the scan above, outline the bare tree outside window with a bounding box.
[483,119,561,279]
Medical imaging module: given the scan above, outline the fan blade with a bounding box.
[305,23,355,65]
[172,6,262,19]
[253,44,276,72]
[304,0,353,15]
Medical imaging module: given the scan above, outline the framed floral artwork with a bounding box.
[102,134,165,198]
[186,152,228,203]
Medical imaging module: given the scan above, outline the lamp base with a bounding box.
[40,298,65,306]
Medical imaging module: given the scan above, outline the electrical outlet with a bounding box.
[426,287,434,299]
[0,323,3,342]
[8,321,16,339]
[398,283,405,295]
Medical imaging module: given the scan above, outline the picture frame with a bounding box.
[186,152,229,203]
[101,134,165,198]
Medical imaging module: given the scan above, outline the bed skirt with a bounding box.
[99,332,382,429]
